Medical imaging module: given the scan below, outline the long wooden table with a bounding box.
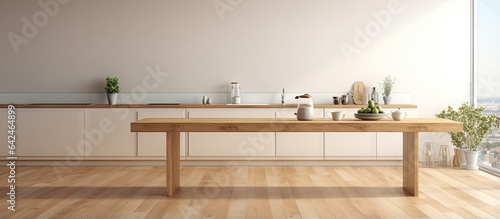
[131,118,462,197]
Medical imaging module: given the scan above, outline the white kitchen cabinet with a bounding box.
[275,108,324,158]
[1,105,417,163]
[136,109,186,159]
[324,108,418,160]
[187,109,275,159]
[376,109,418,160]
[324,108,376,160]
[84,109,135,158]
[15,109,85,158]
[376,133,403,160]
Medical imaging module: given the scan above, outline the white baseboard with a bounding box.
[1,160,403,166]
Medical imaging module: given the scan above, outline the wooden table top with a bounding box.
[131,118,463,133]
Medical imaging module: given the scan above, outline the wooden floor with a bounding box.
[1,165,499,219]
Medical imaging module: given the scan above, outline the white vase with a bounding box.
[464,150,479,170]
[383,96,392,105]
[107,93,118,105]
[459,148,467,169]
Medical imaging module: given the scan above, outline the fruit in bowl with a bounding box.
[354,100,388,120]
[357,100,385,114]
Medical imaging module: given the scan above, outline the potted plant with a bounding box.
[436,102,500,170]
[104,76,121,105]
[380,75,395,105]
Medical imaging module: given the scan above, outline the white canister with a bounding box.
[230,82,241,104]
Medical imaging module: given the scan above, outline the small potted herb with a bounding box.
[104,76,121,105]
[379,75,395,105]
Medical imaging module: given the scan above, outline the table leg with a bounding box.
[166,131,181,196]
[403,132,419,196]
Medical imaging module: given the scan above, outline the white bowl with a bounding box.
[354,113,388,121]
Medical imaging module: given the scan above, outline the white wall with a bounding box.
[0,0,470,114]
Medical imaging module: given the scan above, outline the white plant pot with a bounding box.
[107,93,118,105]
[459,148,467,169]
[383,96,392,105]
[464,150,479,170]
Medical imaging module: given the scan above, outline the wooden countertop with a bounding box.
[131,118,460,133]
[1,104,417,109]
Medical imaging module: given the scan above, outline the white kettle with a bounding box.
[295,94,314,121]
[389,108,407,121]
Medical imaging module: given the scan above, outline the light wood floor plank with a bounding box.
[0,166,498,219]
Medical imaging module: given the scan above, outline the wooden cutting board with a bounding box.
[352,81,365,104]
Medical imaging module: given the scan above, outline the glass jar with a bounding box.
[371,87,379,104]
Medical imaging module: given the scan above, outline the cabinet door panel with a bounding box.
[16,109,84,157]
[276,133,323,157]
[137,109,186,157]
[325,133,377,159]
[275,108,324,157]
[324,108,376,160]
[187,109,275,158]
[377,132,403,159]
[84,109,135,157]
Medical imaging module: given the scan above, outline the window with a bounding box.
[475,0,500,174]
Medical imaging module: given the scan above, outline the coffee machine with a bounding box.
[294,94,314,121]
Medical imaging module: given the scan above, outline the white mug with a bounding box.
[327,111,345,121]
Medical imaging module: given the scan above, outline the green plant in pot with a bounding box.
[104,76,121,105]
[436,102,500,170]
[379,75,395,105]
